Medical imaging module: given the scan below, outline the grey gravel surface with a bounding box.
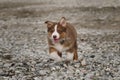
[0,0,120,80]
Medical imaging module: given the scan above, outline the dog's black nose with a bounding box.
[53,35,57,39]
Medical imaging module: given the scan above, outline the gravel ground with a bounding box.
[0,0,120,80]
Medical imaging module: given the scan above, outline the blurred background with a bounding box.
[0,0,120,29]
[0,0,120,80]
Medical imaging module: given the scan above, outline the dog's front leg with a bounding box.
[49,47,62,62]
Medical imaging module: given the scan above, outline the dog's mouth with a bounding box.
[53,38,59,43]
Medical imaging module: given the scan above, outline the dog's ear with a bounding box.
[59,17,66,27]
[45,21,54,28]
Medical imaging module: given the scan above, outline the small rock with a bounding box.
[63,64,67,68]
[0,62,3,67]
[81,59,87,66]
[78,53,84,60]
[31,67,35,71]
[39,69,50,76]
[16,63,23,66]
[34,77,42,80]
[0,77,4,80]
[4,63,12,67]
[31,61,36,65]
[55,66,60,70]
[90,55,95,58]
[35,63,44,68]
[3,77,9,80]
[3,54,12,60]
[51,67,56,71]
[85,72,95,80]
[67,66,74,74]
[75,69,80,74]
[9,67,15,71]
[15,70,21,74]
[105,67,111,71]
[80,69,87,75]
[0,69,3,73]
[44,76,54,80]
[74,63,80,68]
[80,77,85,80]
[43,59,48,63]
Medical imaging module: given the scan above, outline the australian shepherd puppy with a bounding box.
[45,17,78,62]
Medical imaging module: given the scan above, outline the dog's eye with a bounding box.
[51,30,54,32]
[48,29,54,33]
[58,30,63,33]
[58,27,66,33]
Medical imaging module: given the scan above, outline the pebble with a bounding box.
[44,76,54,80]
[31,61,36,65]
[0,62,3,67]
[85,72,95,79]
[3,77,9,80]
[63,64,68,68]
[105,67,111,71]
[3,54,12,60]
[34,77,42,80]
[51,67,56,71]
[81,59,87,66]
[74,63,80,68]
[90,55,95,58]
[3,63,12,67]
[75,69,80,74]
[55,66,60,70]
[15,70,21,74]
[31,68,35,72]
[39,70,49,76]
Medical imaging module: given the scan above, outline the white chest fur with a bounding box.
[54,44,64,52]
[53,43,68,52]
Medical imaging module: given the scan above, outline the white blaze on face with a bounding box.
[52,25,60,39]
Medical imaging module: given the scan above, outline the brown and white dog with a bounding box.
[45,17,78,61]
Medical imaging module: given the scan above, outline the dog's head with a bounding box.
[45,17,67,43]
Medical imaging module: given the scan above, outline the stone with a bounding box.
[74,63,80,68]
[75,69,80,74]
[34,77,42,80]
[81,59,87,66]
[39,70,50,76]
[4,63,12,67]
[51,67,56,71]
[55,66,60,70]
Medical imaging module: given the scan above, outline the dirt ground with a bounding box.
[0,0,120,80]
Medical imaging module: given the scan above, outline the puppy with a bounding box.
[45,17,78,61]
